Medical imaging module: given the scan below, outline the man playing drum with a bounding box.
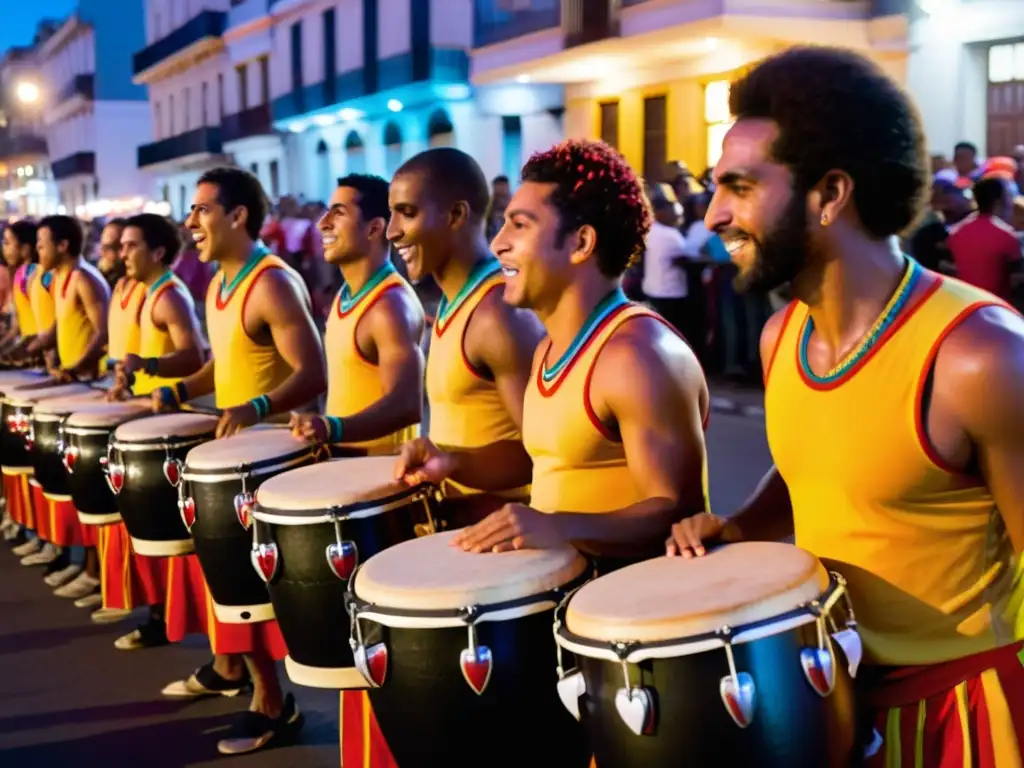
[290,173,424,452]
[404,140,710,564]
[157,167,325,756]
[99,214,207,645]
[666,47,1024,764]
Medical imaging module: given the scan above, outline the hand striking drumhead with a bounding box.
[354,530,588,611]
[114,412,219,442]
[65,400,154,428]
[565,542,829,644]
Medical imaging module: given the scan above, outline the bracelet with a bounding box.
[249,394,272,420]
[144,357,160,376]
[156,386,177,409]
[174,381,188,404]
[325,416,343,443]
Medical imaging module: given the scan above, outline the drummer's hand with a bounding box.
[394,438,457,486]
[665,511,734,558]
[217,403,258,438]
[120,353,144,377]
[289,412,327,442]
[49,367,74,383]
[451,503,565,553]
[150,386,179,413]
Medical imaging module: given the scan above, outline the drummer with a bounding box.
[290,173,423,451]
[666,47,1024,762]
[156,167,325,756]
[402,140,710,563]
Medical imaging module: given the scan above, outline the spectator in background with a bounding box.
[953,140,981,185]
[948,176,1021,301]
[171,221,213,322]
[277,195,313,272]
[907,170,973,273]
[485,175,511,241]
[97,218,127,289]
[643,183,694,343]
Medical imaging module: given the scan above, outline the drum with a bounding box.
[0,371,49,468]
[62,401,155,525]
[181,427,318,624]
[347,531,592,768]
[553,542,861,767]
[251,457,442,688]
[29,393,107,495]
[1,384,95,471]
[110,412,219,556]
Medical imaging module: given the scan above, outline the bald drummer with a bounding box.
[158,167,325,756]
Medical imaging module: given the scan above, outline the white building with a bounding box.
[908,0,1024,160]
[268,0,562,199]
[40,1,154,220]
[134,0,234,220]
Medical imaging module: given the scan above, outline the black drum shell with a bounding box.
[29,416,68,496]
[1,402,33,469]
[188,457,314,616]
[116,437,211,554]
[364,609,591,768]
[261,494,439,680]
[575,621,858,767]
[65,428,119,521]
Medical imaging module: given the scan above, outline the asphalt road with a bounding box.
[0,407,772,768]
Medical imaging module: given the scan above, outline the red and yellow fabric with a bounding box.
[43,493,87,548]
[4,468,34,529]
[28,479,48,539]
[340,691,397,768]
[98,522,169,611]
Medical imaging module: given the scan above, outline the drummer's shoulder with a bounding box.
[599,319,704,396]
[364,283,426,339]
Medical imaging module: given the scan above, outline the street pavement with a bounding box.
[0,401,771,768]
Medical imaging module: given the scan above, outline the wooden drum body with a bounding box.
[251,457,441,689]
[62,401,155,525]
[347,532,593,768]
[2,383,93,472]
[554,543,862,768]
[182,427,317,624]
[110,413,219,557]
[29,393,106,496]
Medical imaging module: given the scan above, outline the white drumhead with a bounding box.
[114,412,218,442]
[5,383,95,406]
[65,401,154,428]
[0,371,46,386]
[33,393,108,415]
[565,542,828,644]
[184,427,310,470]
[354,531,588,611]
[256,457,407,510]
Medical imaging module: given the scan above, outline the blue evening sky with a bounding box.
[0,2,78,53]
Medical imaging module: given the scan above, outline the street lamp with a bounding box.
[15,81,40,105]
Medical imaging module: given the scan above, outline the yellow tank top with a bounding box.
[107,278,144,363]
[206,252,296,410]
[324,265,420,453]
[132,272,192,396]
[765,273,1023,666]
[28,268,55,334]
[12,264,37,337]
[425,260,527,498]
[54,261,107,372]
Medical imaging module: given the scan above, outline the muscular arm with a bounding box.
[551,322,709,556]
[249,269,326,414]
[446,290,545,492]
[146,288,205,378]
[333,289,424,443]
[68,272,109,376]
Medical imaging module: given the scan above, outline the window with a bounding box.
[704,80,733,169]
[251,162,259,177]
[599,101,619,149]
[218,73,225,120]
[169,94,175,135]
[237,64,248,111]
[202,82,209,126]
[290,22,303,92]
[988,43,1024,83]
[323,9,337,82]
[987,42,1024,156]
[269,160,280,199]
[154,101,162,140]
[259,56,270,106]
[642,95,667,183]
[183,87,191,131]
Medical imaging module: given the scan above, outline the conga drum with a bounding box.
[250,457,442,688]
[553,542,861,767]
[0,371,50,468]
[181,427,318,624]
[2,384,95,471]
[110,412,219,556]
[29,393,107,496]
[61,401,155,525]
[347,531,592,768]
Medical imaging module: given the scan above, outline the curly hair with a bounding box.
[729,46,930,238]
[521,139,652,278]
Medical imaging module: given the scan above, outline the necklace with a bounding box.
[541,288,629,384]
[338,261,395,315]
[799,257,921,383]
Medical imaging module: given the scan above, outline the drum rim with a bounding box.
[251,481,431,525]
[111,431,216,452]
[553,574,844,664]
[181,447,316,483]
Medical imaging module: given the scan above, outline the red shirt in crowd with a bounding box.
[947,213,1021,300]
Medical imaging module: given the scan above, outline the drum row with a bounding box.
[0,368,865,767]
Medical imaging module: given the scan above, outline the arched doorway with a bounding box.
[383,122,403,178]
[427,109,455,148]
[344,131,365,175]
[316,139,332,203]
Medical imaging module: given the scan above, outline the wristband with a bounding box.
[249,394,272,420]
[174,381,189,404]
[325,416,343,443]
[156,386,177,409]
[144,357,160,376]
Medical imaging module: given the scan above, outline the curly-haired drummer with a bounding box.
[666,47,1024,764]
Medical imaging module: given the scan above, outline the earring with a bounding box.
[820,213,829,227]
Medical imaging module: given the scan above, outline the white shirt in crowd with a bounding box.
[643,220,695,299]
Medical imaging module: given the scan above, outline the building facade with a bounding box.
[40,0,154,220]
[472,0,909,182]
[908,0,1024,159]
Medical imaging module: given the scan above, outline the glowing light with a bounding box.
[287,121,306,133]
[386,99,403,113]
[15,81,40,104]
[515,74,531,84]
[312,114,336,127]
[337,108,362,122]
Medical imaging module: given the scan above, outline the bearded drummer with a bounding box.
[156,167,325,756]
[290,174,424,453]
[94,214,206,647]
[666,47,1024,764]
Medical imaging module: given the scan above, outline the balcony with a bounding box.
[51,152,95,180]
[221,104,274,143]
[137,127,223,169]
[562,0,619,49]
[474,0,560,48]
[0,134,47,159]
[133,11,227,80]
[229,0,270,29]
[55,74,94,105]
